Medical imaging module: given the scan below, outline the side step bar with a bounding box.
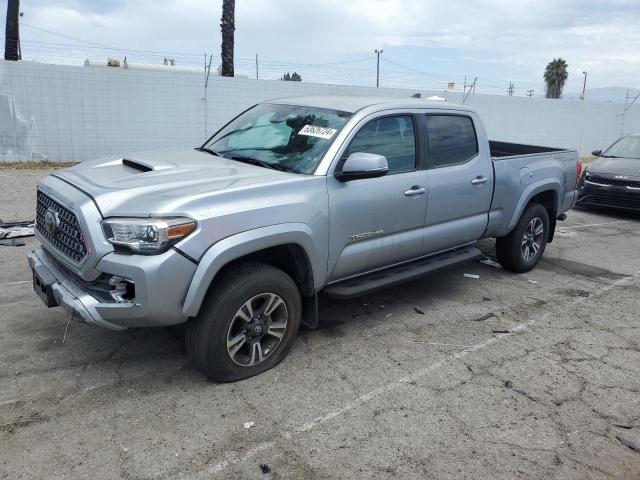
[324,246,482,299]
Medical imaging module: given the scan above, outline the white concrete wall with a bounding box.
[1,60,638,162]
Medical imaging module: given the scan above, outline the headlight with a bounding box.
[102,217,196,254]
[578,169,589,187]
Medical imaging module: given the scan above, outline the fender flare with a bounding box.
[182,223,322,317]
[506,179,561,234]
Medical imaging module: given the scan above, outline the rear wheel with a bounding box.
[186,262,301,382]
[496,203,549,273]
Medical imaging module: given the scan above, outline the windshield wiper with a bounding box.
[195,147,225,158]
[228,155,291,172]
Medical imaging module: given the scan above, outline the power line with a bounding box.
[11,23,575,97]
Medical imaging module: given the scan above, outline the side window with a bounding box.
[425,115,478,168]
[345,115,416,173]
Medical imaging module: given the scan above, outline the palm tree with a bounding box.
[544,58,569,99]
[4,0,21,61]
[220,0,235,77]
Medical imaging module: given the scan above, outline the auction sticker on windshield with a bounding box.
[298,125,337,139]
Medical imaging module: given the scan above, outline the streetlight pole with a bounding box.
[374,49,383,87]
[580,71,588,101]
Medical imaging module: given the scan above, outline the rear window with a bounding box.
[425,115,478,168]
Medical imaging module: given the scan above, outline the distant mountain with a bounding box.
[583,87,640,103]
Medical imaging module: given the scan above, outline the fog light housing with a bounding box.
[109,276,136,303]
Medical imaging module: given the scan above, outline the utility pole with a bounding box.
[620,90,640,135]
[374,49,383,87]
[255,53,259,79]
[463,77,478,104]
[4,0,21,61]
[527,89,534,98]
[507,82,514,96]
[580,71,588,101]
[203,53,212,138]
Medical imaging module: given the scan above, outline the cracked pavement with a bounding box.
[1,168,639,479]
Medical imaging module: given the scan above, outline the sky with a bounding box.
[3,0,640,97]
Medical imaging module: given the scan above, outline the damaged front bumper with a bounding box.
[28,246,197,330]
[28,247,126,330]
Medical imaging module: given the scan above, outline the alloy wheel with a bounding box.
[226,293,288,367]
[521,217,544,261]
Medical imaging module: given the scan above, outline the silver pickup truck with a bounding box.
[28,96,579,381]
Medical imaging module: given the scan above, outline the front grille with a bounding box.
[579,193,640,210]
[588,175,640,189]
[36,190,88,263]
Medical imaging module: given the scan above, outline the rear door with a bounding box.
[421,113,493,253]
[326,112,429,281]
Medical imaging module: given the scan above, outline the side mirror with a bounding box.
[591,150,602,157]
[335,152,389,182]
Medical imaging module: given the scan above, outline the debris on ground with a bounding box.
[0,218,34,228]
[413,306,425,315]
[492,329,510,334]
[243,421,256,429]
[259,464,271,474]
[504,380,513,388]
[472,313,495,322]
[616,435,640,452]
[527,279,538,284]
[463,273,480,279]
[0,238,26,247]
[0,218,35,241]
[614,424,633,429]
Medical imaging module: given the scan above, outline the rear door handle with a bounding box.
[471,176,488,185]
[404,186,427,197]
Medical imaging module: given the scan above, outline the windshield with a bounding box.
[202,103,352,174]
[604,136,640,159]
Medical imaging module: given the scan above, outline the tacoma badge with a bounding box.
[349,229,384,240]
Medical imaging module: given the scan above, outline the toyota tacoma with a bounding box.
[28,96,579,381]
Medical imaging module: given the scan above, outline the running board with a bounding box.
[324,246,482,299]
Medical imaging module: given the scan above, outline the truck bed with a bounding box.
[490,140,569,159]
[484,140,579,239]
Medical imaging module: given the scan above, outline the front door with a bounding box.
[327,114,429,282]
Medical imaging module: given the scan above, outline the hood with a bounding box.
[587,156,640,178]
[55,148,302,216]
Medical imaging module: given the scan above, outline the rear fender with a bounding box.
[506,180,560,234]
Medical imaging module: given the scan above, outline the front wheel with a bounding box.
[186,262,301,382]
[496,203,549,273]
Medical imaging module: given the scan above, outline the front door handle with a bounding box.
[404,186,427,197]
[471,176,488,185]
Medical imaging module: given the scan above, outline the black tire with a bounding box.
[496,203,549,273]
[185,262,301,382]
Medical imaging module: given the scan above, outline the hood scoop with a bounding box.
[122,158,173,172]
